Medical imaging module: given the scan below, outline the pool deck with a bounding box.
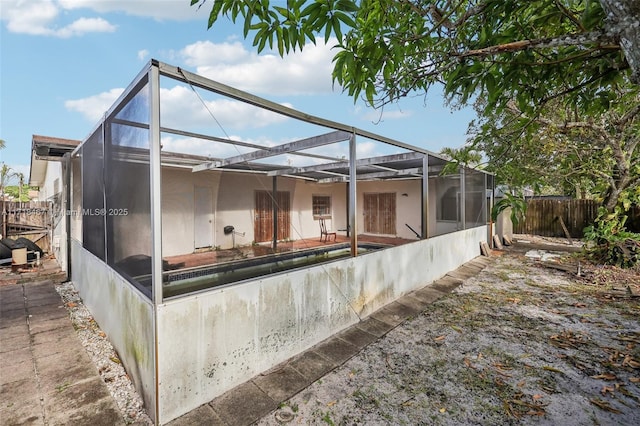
[164,235,416,270]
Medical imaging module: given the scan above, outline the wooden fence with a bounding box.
[1,201,52,252]
[513,199,599,238]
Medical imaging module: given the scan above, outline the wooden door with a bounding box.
[254,190,290,242]
[275,191,291,240]
[363,192,396,235]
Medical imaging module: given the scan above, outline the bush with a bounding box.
[583,207,640,268]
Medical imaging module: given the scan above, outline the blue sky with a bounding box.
[0,0,476,184]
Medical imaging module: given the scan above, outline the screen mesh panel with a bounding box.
[104,83,153,297]
[81,126,105,260]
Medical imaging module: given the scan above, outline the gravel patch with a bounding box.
[55,282,153,425]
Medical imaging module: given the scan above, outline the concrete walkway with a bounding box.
[168,255,493,426]
[0,280,124,426]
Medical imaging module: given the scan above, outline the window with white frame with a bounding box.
[312,195,331,218]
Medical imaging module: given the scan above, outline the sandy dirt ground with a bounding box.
[257,238,640,425]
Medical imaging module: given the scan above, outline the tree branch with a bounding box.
[616,102,640,127]
[538,67,619,108]
[456,31,619,59]
[553,0,586,32]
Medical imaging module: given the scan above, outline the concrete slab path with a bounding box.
[0,280,124,426]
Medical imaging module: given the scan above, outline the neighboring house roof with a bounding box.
[29,134,81,187]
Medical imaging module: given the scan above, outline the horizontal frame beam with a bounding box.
[267,151,427,177]
[318,167,423,183]
[192,130,350,172]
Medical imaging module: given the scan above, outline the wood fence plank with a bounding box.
[514,199,599,238]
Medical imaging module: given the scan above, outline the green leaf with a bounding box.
[207,0,225,29]
[243,12,253,37]
[335,10,356,28]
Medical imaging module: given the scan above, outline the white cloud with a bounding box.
[3,0,59,35]
[2,0,116,37]
[64,37,344,152]
[64,83,291,130]
[138,49,150,61]
[58,0,204,21]
[159,85,291,131]
[160,134,351,167]
[2,0,201,37]
[161,135,265,159]
[65,88,124,122]
[55,17,116,37]
[180,39,339,96]
[182,40,250,66]
[355,141,379,158]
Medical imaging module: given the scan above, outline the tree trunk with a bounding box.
[599,0,640,83]
[604,187,621,212]
[603,170,632,212]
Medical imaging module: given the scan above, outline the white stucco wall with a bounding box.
[290,180,348,241]
[70,158,82,243]
[429,176,463,237]
[357,180,422,240]
[161,167,222,256]
[215,172,297,247]
[160,168,431,258]
[161,169,349,255]
[496,207,514,242]
[156,225,487,423]
[39,161,62,202]
[41,161,66,270]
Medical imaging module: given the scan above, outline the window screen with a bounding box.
[464,169,487,228]
[104,82,153,297]
[81,126,105,260]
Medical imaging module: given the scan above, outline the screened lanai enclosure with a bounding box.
[68,60,493,424]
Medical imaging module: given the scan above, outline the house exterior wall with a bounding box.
[161,167,222,256]
[215,172,296,246]
[38,161,61,202]
[71,239,157,423]
[40,161,67,270]
[161,169,350,255]
[70,158,82,242]
[156,225,486,423]
[289,180,348,241]
[160,168,430,257]
[357,180,422,240]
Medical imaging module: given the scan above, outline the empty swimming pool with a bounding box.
[162,243,388,298]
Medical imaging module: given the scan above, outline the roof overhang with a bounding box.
[29,135,80,187]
